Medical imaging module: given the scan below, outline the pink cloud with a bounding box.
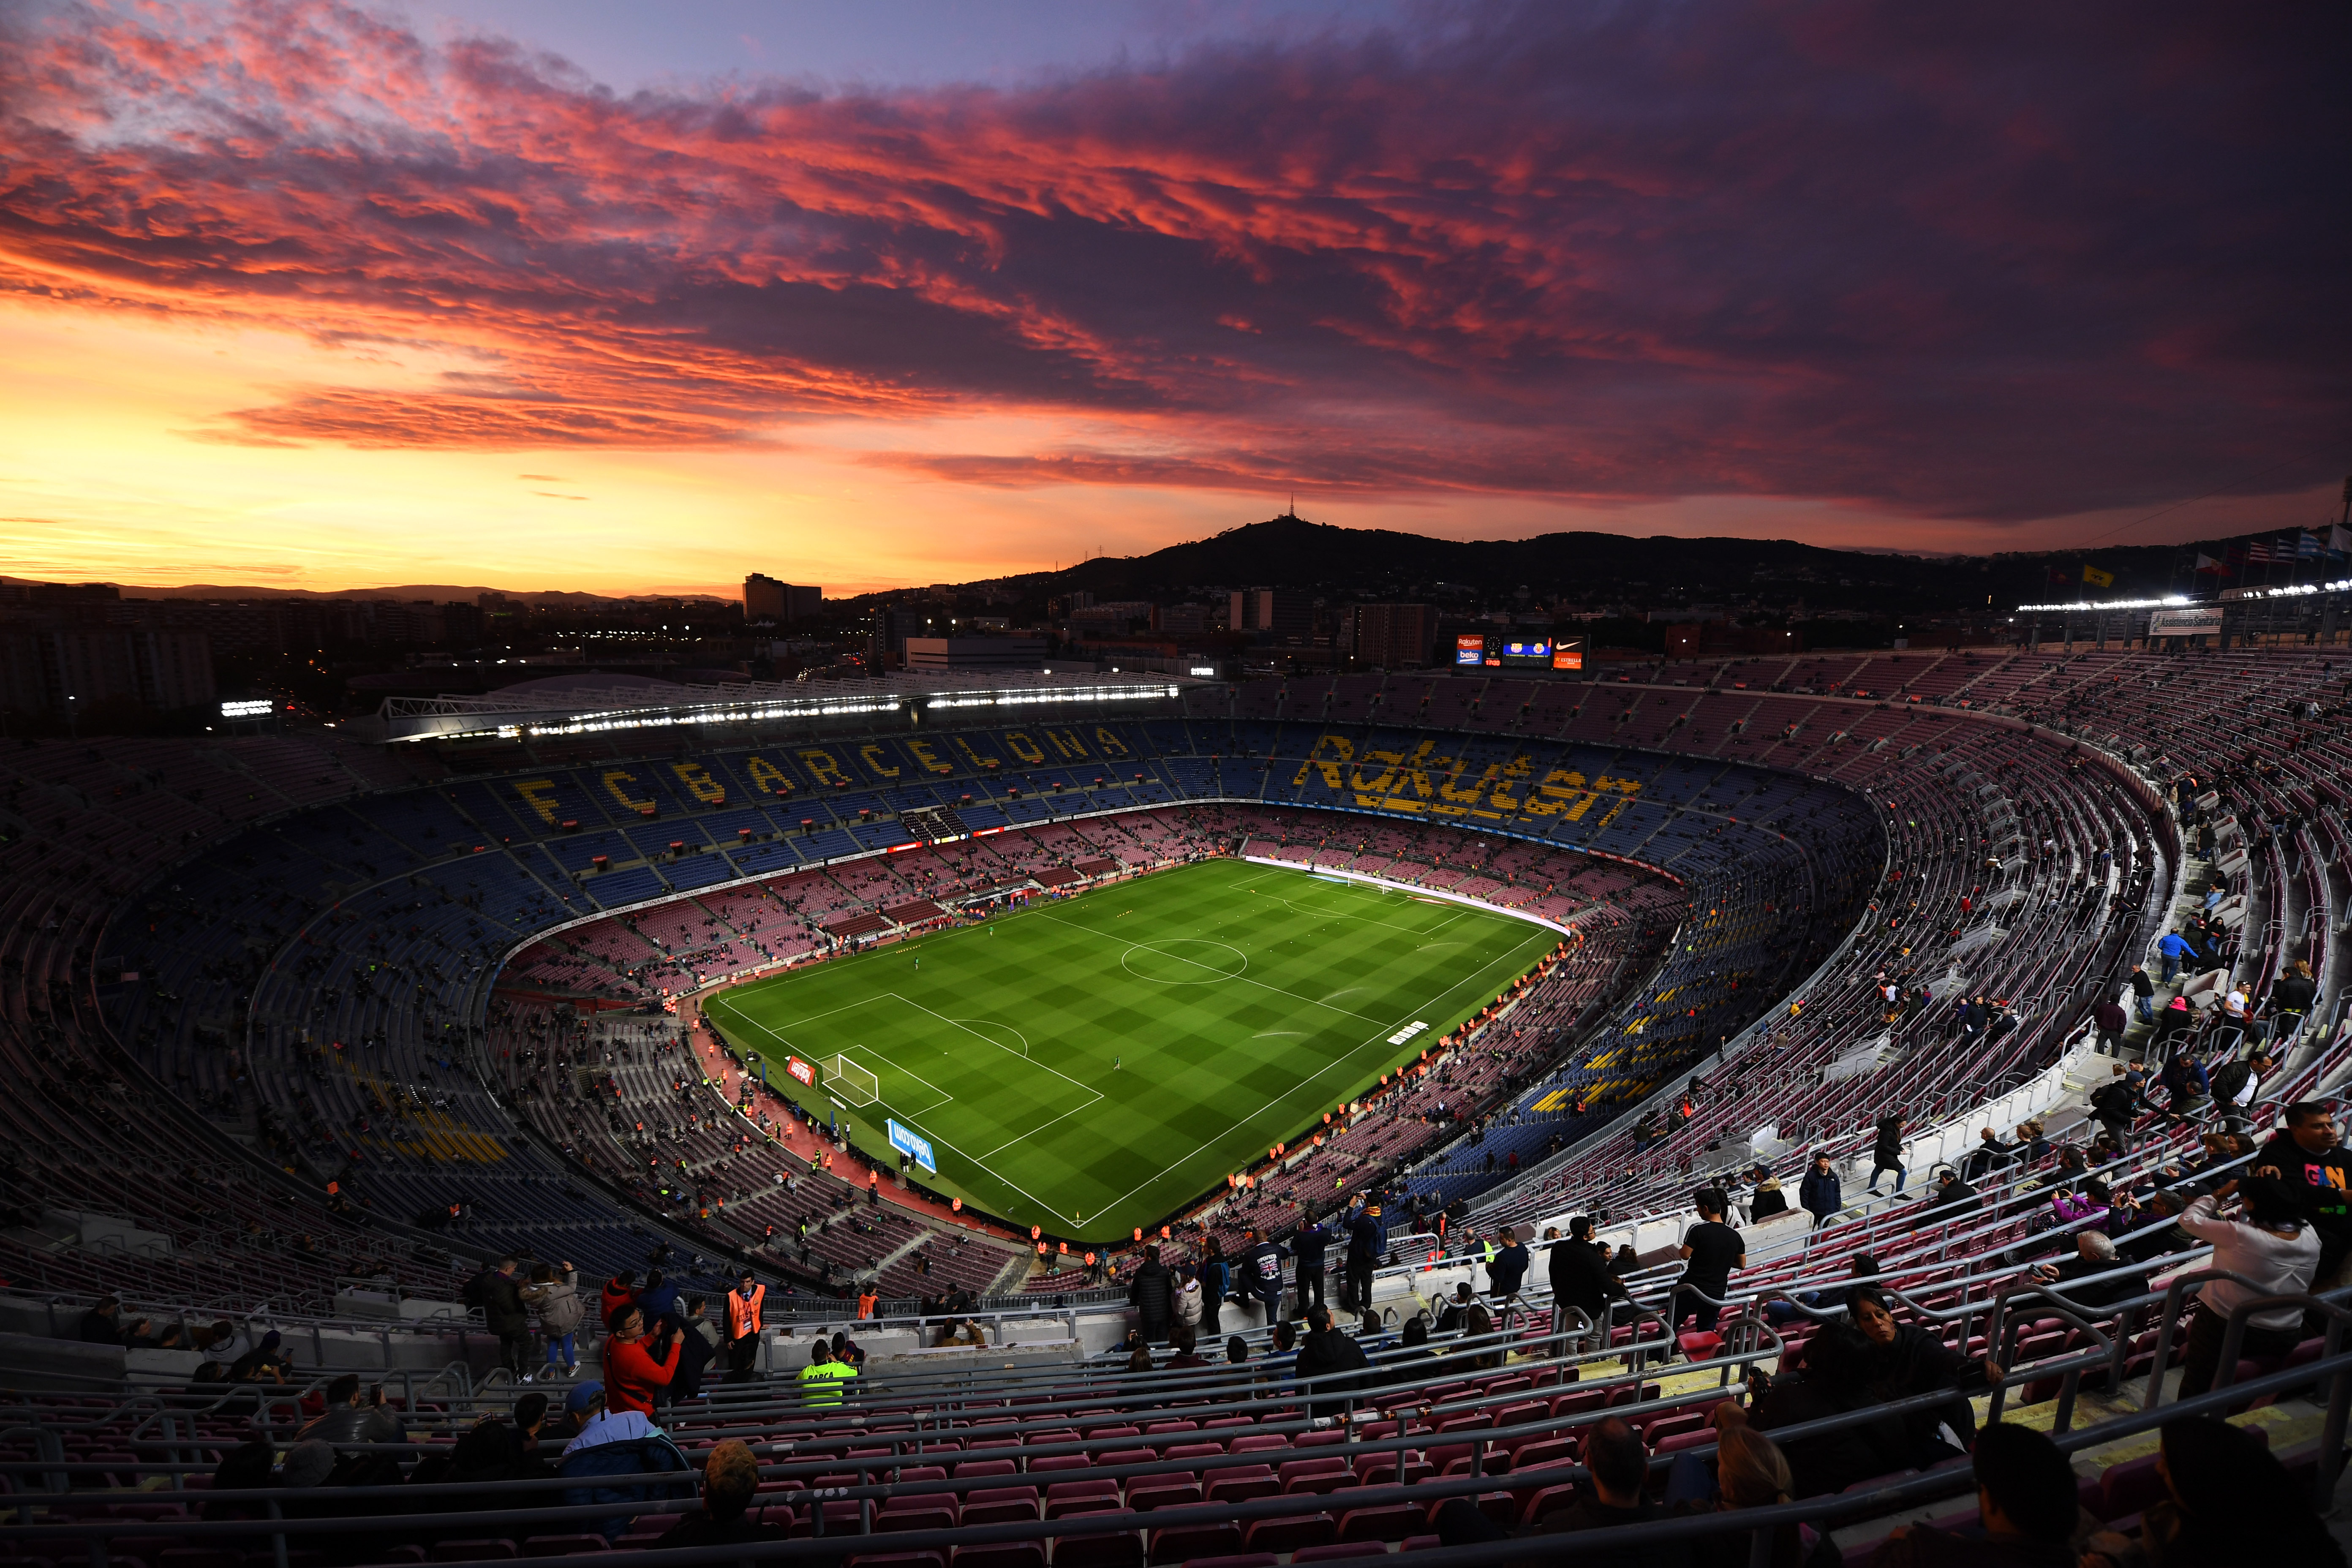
[0,0,2341,527]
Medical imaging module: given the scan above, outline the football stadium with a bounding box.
[3,2,2344,1555]
[5,647,2351,1562]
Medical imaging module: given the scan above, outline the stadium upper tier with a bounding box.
[0,646,2341,1318]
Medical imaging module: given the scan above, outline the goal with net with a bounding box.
[825,1054,879,1107]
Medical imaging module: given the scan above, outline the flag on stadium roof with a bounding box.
[2080,563,2113,588]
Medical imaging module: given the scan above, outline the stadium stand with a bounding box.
[4,648,2350,1564]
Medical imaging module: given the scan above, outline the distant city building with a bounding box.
[1343,603,1436,667]
[0,626,215,719]
[902,636,1048,670]
[866,606,918,670]
[1156,603,1212,634]
[1229,588,1311,643]
[744,574,822,622]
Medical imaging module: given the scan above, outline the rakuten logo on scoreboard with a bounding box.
[1455,634,1487,667]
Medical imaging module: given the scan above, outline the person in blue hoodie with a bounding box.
[2156,929,2197,983]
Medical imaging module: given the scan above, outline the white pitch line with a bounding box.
[1034,911,1394,1025]
[1075,922,1552,1229]
[977,1097,1102,1160]
[889,993,1105,1101]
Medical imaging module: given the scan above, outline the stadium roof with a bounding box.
[377,667,1196,744]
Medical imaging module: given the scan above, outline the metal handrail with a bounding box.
[10,1350,2350,1564]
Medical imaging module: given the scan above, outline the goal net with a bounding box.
[825,1054,879,1107]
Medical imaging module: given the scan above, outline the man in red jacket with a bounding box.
[601,1304,680,1417]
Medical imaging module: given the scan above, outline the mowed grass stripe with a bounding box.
[704,859,1556,1241]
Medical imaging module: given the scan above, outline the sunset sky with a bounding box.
[2,1,2343,597]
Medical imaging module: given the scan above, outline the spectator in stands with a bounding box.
[1165,1323,1208,1369]
[1746,1162,1789,1220]
[600,1271,637,1329]
[2159,1051,2209,1119]
[656,1438,781,1546]
[1174,1266,1205,1336]
[1867,1110,1908,1195]
[2210,1053,2269,1132]
[1541,1417,1675,1546]
[1963,1128,2016,1183]
[2255,1102,2352,1289]
[2267,961,2319,1048]
[2155,929,2197,984]
[523,1261,583,1381]
[476,1258,532,1381]
[2129,965,2157,1025]
[1199,1236,1231,1334]
[1289,1213,1330,1315]
[1345,1200,1386,1313]
[1293,1304,1371,1420]
[637,1269,679,1324]
[1488,1225,1531,1298]
[2093,995,2128,1056]
[1799,1151,1842,1230]
[601,1305,680,1416]
[1236,1226,1287,1323]
[418,1392,556,1510]
[2174,1176,2319,1398]
[1549,1216,1635,1343]
[1914,1168,1981,1231]
[2051,1177,2112,1233]
[1673,1193,1746,1334]
[2150,996,2196,1061]
[557,1380,694,1541]
[1435,1281,1478,1332]
[299,1374,408,1451]
[2031,1231,2142,1311]
[2089,1066,2147,1152]
[1870,1422,2081,1566]
[76,1296,139,1345]
[1655,1405,1803,1567]
[661,1295,719,1403]
[1127,1244,1174,1344]
[228,1331,290,1386]
[1846,1283,2005,1465]
[797,1339,858,1406]
[2080,1413,2346,1568]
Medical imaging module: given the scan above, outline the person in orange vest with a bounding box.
[724,1269,765,1379]
[856,1286,879,1320]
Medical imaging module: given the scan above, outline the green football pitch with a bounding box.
[702,857,1558,1242]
